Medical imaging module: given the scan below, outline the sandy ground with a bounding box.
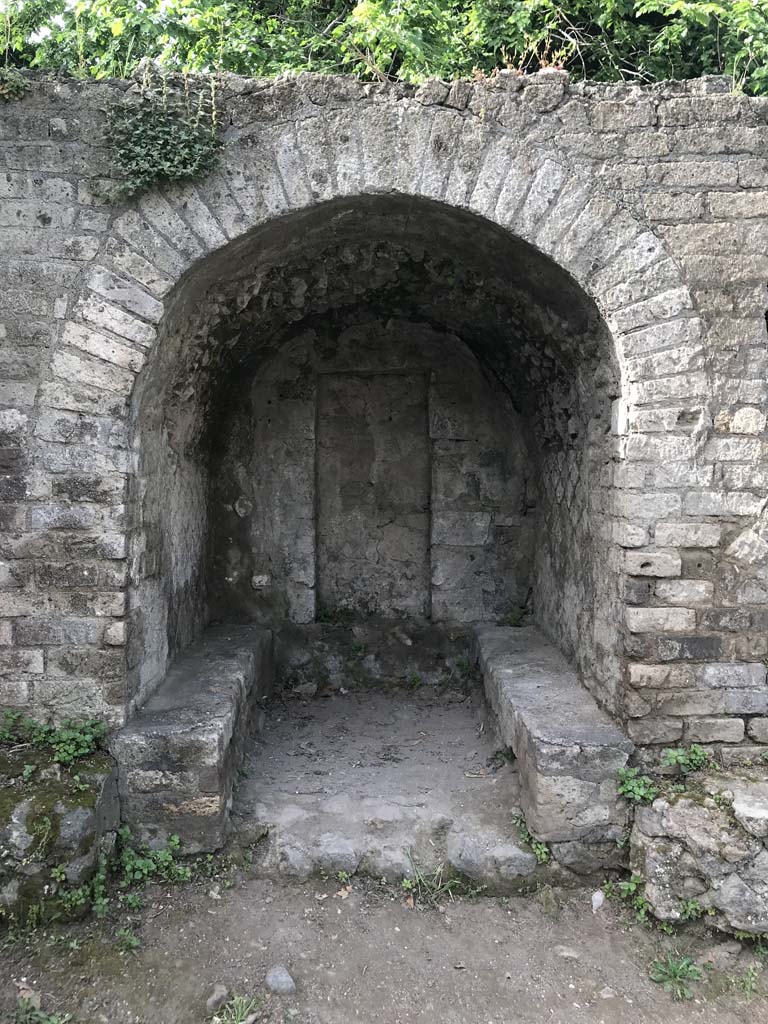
[2,872,767,1024]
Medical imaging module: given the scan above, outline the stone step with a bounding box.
[473,625,633,869]
[113,625,273,852]
[233,782,554,892]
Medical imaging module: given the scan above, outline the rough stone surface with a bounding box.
[0,748,118,915]
[112,625,273,852]
[265,966,296,995]
[473,626,633,856]
[209,319,534,626]
[0,70,767,763]
[231,686,584,890]
[630,772,768,935]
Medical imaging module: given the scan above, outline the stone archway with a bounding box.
[37,101,705,732]
[27,84,727,865]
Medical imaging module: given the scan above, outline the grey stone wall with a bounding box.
[0,69,767,754]
[208,317,535,626]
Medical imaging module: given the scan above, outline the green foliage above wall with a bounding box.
[1,1,767,94]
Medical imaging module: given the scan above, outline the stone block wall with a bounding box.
[208,317,535,626]
[0,69,766,754]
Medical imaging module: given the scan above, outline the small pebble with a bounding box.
[266,965,296,995]
[206,983,229,1013]
[555,945,581,961]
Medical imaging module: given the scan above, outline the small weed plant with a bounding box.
[0,65,28,102]
[13,1002,71,1024]
[649,952,703,1000]
[55,853,109,919]
[736,965,761,999]
[211,994,262,1023]
[661,744,713,774]
[117,828,192,886]
[617,766,659,804]
[678,898,706,922]
[0,710,107,767]
[513,813,551,864]
[115,926,141,954]
[604,874,653,926]
[107,67,220,199]
[401,853,484,907]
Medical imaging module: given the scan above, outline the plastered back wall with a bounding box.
[0,70,767,757]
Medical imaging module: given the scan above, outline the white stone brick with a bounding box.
[703,436,767,461]
[104,620,126,646]
[700,663,767,689]
[77,293,157,347]
[731,407,767,435]
[625,550,682,577]
[708,190,768,219]
[52,348,135,396]
[655,580,713,605]
[612,522,648,548]
[625,434,696,462]
[654,522,721,548]
[62,322,145,373]
[616,493,682,520]
[686,717,745,743]
[628,663,694,689]
[683,491,764,516]
[626,607,696,633]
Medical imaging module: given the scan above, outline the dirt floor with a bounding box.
[232,687,530,882]
[2,871,767,1024]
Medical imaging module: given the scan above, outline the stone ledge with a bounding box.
[113,624,273,853]
[473,625,633,850]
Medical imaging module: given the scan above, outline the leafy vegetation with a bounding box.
[677,897,706,922]
[114,926,141,954]
[13,1002,71,1024]
[0,710,108,767]
[1,1,767,93]
[513,812,551,864]
[211,995,263,1023]
[617,765,659,804]
[661,744,713,774]
[106,67,221,197]
[649,951,703,1000]
[0,63,27,100]
[116,827,192,886]
[602,873,668,928]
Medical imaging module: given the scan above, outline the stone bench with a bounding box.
[473,625,633,872]
[113,625,273,852]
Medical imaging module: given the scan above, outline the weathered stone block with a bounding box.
[473,626,632,854]
[747,718,768,743]
[627,717,684,744]
[0,748,118,915]
[113,625,273,852]
[685,716,745,743]
[624,550,681,577]
[626,607,696,633]
[631,777,768,934]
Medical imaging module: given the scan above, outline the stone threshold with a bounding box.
[112,625,273,852]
